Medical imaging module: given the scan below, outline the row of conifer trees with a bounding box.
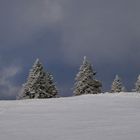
[17,57,140,99]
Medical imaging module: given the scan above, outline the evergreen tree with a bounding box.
[17,59,58,99]
[111,75,125,93]
[133,75,140,93]
[73,56,102,96]
[38,72,58,98]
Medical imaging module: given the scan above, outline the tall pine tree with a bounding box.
[73,56,102,96]
[111,75,125,93]
[17,59,58,99]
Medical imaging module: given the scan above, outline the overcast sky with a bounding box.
[0,0,140,99]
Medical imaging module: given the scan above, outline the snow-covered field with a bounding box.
[0,92,140,140]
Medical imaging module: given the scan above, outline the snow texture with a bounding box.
[73,56,102,95]
[0,92,140,140]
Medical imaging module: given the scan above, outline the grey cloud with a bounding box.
[1,0,139,64]
[60,0,140,65]
[0,65,22,99]
[0,0,64,46]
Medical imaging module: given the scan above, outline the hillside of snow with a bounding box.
[0,92,140,140]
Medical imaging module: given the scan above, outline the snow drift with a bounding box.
[0,92,140,140]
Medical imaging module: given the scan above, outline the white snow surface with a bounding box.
[0,92,140,140]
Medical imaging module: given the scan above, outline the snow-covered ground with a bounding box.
[0,92,140,140]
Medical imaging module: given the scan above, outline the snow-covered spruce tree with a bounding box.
[133,75,140,93]
[73,56,102,96]
[38,71,58,99]
[17,59,58,99]
[111,75,125,93]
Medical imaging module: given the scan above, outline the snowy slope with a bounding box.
[0,92,140,140]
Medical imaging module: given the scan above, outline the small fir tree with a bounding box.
[111,75,125,93]
[133,75,140,93]
[73,56,102,96]
[17,59,58,99]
